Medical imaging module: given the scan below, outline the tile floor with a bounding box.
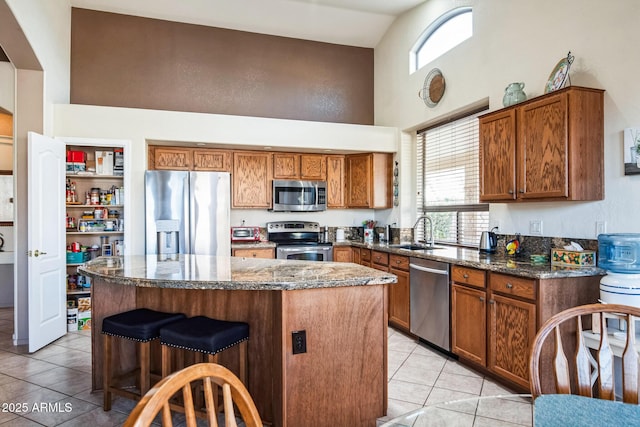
[0,308,531,426]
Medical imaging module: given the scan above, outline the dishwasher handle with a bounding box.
[409,263,449,275]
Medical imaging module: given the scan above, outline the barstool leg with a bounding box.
[103,334,112,411]
[238,340,248,386]
[140,341,151,396]
[161,344,172,378]
[206,354,220,411]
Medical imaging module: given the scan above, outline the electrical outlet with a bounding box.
[529,220,543,236]
[596,221,607,236]
[292,330,306,354]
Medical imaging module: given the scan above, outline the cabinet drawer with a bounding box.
[490,273,536,300]
[232,248,274,259]
[360,249,371,262]
[451,266,486,289]
[371,251,389,266]
[389,254,409,271]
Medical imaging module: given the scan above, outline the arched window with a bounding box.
[411,7,472,73]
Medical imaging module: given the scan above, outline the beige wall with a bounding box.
[375,0,640,238]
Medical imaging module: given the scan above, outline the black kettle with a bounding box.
[0,232,4,252]
[478,227,498,253]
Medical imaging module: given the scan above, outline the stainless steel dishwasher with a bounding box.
[409,257,450,351]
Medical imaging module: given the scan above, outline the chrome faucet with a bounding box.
[413,215,434,247]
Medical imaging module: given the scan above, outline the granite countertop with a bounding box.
[231,241,276,249]
[78,254,396,291]
[349,242,605,279]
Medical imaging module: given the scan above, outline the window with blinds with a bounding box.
[416,110,489,247]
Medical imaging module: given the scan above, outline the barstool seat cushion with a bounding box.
[102,308,186,342]
[160,316,249,355]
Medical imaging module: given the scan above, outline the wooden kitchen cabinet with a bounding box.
[333,246,353,263]
[451,265,487,366]
[488,290,536,389]
[148,146,231,172]
[359,248,371,267]
[232,151,272,208]
[388,254,410,332]
[479,86,604,202]
[371,250,389,270]
[192,149,231,171]
[300,154,325,180]
[273,153,300,179]
[351,247,361,264]
[232,247,274,258]
[345,153,392,208]
[149,146,192,170]
[273,153,325,180]
[325,155,345,208]
[451,267,535,390]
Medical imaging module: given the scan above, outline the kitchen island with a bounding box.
[79,255,396,427]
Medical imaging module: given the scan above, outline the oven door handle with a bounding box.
[278,246,331,252]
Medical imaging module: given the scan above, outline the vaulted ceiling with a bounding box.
[70,0,426,47]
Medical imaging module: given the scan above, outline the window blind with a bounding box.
[416,111,488,247]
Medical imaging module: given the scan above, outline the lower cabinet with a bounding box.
[388,255,410,332]
[488,292,536,388]
[451,266,536,390]
[451,284,486,365]
[333,246,353,263]
[360,248,371,267]
[232,247,274,259]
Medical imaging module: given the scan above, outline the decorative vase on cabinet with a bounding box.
[502,82,527,107]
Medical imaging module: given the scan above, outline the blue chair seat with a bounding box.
[102,308,186,342]
[160,316,249,354]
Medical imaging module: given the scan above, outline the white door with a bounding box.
[28,132,66,352]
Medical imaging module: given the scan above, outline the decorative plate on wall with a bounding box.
[419,68,446,107]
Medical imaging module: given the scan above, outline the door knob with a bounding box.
[27,250,47,257]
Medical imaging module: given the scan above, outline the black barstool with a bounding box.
[102,308,186,410]
[159,316,250,384]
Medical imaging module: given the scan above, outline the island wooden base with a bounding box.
[91,280,388,427]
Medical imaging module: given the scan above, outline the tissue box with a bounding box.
[551,248,596,267]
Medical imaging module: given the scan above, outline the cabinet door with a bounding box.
[193,149,231,172]
[333,246,352,263]
[479,110,517,201]
[360,248,371,267]
[488,292,536,389]
[451,284,487,365]
[325,155,345,208]
[300,154,325,180]
[232,152,272,208]
[517,93,568,199]
[389,265,410,332]
[151,147,192,170]
[232,248,274,258]
[351,247,361,264]
[273,153,300,179]
[346,154,371,207]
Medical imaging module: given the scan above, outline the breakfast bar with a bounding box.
[79,255,396,427]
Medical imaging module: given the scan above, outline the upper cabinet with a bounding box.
[273,153,325,180]
[346,153,392,208]
[325,155,345,208]
[479,86,604,202]
[233,151,272,208]
[149,146,231,172]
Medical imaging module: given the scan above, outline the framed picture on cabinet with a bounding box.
[624,127,640,176]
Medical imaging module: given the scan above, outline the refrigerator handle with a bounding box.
[183,173,191,254]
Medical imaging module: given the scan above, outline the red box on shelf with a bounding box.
[66,150,85,163]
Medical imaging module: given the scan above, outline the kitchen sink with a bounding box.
[389,244,445,251]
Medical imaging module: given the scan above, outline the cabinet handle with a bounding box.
[506,283,513,289]
[508,190,514,194]
[463,273,469,279]
[488,299,495,305]
[518,189,525,193]
[479,296,485,302]
[252,253,257,257]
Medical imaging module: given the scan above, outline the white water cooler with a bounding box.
[598,234,640,308]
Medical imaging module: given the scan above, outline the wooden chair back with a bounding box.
[529,303,640,403]
[124,363,262,427]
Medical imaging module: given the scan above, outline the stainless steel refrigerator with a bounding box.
[145,171,231,256]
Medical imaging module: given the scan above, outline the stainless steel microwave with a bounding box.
[272,180,327,212]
